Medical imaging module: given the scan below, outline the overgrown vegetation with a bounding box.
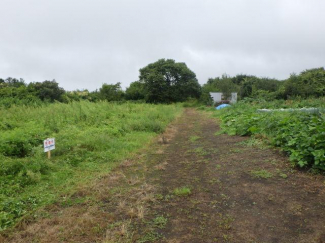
[214,98,325,170]
[200,67,325,105]
[0,101,182,230]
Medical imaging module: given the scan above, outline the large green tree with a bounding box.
[139,59,201,103]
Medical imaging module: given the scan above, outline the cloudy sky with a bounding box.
[1,0,324,91]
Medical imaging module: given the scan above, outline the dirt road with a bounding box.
[2,109,325,243]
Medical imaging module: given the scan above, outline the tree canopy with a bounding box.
[125,81,146,101]
[99,82,124,101]
[28,80,65,102]
[139,59,201,103]
[284,67,325,98]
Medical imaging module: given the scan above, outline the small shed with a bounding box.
[209,92,237,104]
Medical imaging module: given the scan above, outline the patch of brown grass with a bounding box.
[137,205,145,219]
[127,176,141,185]
[127,207,137,218]
[119,159,134,168]
[155,161,168,170]
[103,220,132,243]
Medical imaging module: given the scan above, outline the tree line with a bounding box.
[200,67,325,105]
[1,59,324,107]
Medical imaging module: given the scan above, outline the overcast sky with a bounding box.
[1,0,324,91]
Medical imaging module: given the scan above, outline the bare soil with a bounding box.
[2,108,325,243]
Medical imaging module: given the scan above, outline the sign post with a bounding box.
[44,138,55,159]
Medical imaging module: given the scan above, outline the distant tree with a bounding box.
[231,74,254,85]
[65,89,94,102]
[28,80,65,102]
[217,74,238,99]
[139,59,201,103]
[89,90,100,102]
[0,78,42,107]
[125,81,146,100]
[239,76,282,98]
[0,77,26,88]
[200,75,238,104]
[239,77,254,98]
[99,82,124,101]
[284,67,325,98]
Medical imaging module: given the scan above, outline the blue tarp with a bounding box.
[215,104,231,110]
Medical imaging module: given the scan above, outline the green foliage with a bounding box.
[279,173,288,179]
[28,80,65,102]
[139,59,201,103]
[0,78,65,107]
[215,98,325,170]
[0,101,182,230]
[239,76,283,99]
[153,215,168,229]
[0,77,25,88]
[99,82,124,101]
[138,231,162,243]
[189,136,200,142]
[284,67,325,98]
[200,73,284,104]
[64,90,99,102]
[0,78,99,106]
[182,98,202,107]
[200,67,324,102]
[200,75,238,105]
[250,170,273,179]
[0,79,41,108]
[173,186,191,197]
[210,75,239,99]
[125,81,146,101]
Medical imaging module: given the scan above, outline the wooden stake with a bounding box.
[47,150,51,159]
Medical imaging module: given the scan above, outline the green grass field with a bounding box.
[0,101,182,230]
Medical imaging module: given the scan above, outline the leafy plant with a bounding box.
[215,98,325,170]
[173,187,191,197]
[153,215,168,229]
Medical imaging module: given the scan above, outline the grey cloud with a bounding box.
[0,0,324,90]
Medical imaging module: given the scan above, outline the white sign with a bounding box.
[44,138,55,152]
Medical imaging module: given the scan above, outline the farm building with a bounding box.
[209,92,237,104]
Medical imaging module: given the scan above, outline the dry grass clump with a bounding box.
[155,161,168,171]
